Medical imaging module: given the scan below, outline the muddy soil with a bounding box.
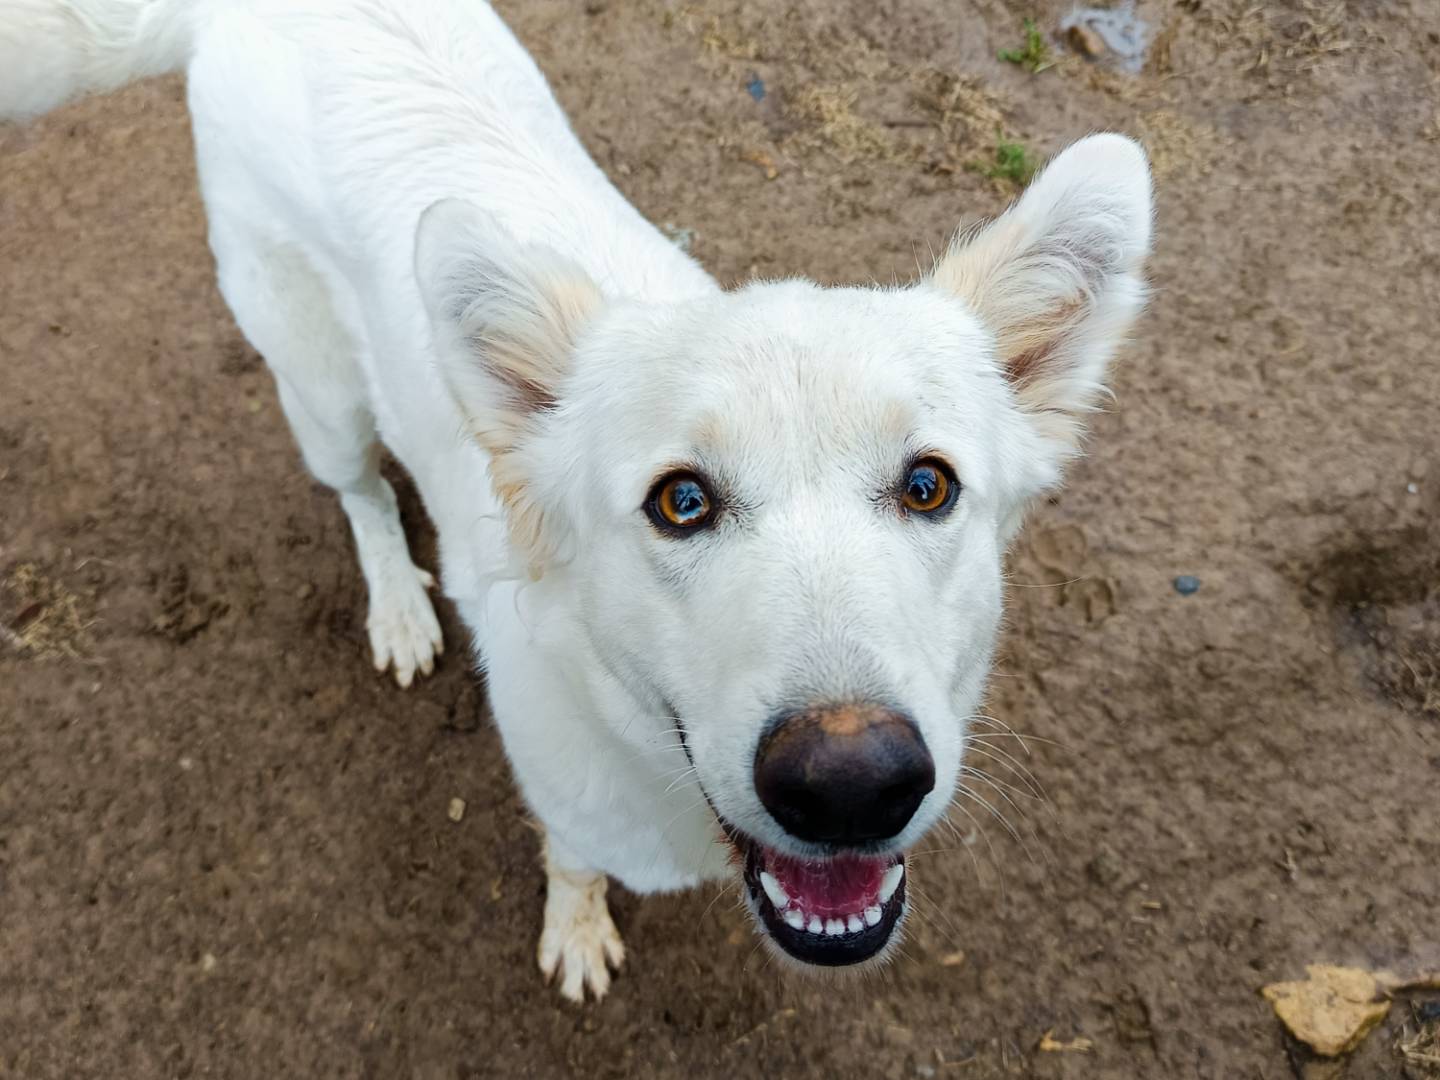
[2,1,1438,1077]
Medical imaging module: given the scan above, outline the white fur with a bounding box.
[0,0,1153,1001]
[0,0,195,118]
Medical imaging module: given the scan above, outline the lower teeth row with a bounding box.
[782,907,883,935]
[758,864,903,936]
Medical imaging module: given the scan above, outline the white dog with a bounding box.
[1,0,1152,1001]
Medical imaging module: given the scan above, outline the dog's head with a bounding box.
[417,134,1153,967]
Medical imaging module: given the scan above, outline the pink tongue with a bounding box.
[765,849,888,917]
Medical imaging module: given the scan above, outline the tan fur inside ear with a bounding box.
[934,216,1100,446]
[932,219,1085,379]
[931,135,1152,454]
[933,212,1145,451]
[445,262,602,576]
[458,276,602,418]
[417,199,608,576]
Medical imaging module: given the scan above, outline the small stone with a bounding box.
[1066,23,1106,57]
[1406,482,1420,495]
[200,952,217,973]
[179,756,193,771]
[1173,575,1201,596]
[1086,846,1124,887]
[295,582,315,599]
[447,797,466,823]
[745,73,766,101]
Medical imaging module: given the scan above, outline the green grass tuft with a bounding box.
[998,18,1054,74]
[972,135,1039,186]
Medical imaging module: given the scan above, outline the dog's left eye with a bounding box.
[900,458,959,517]
[647,472,716,533]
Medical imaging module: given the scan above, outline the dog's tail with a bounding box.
[0,0,201,120]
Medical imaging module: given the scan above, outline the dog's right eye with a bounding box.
[647,472,716,534]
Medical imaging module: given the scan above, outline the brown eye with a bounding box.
[648,473,715,533]
[901,458,958,516]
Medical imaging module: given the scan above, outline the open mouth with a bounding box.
[727,825,908,966]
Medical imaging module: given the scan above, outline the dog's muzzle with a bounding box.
[726,703,932,965]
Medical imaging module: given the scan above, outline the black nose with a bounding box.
[753,704,935,845]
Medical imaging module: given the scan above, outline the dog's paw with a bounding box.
[366,562,443,688]
[538,867,625,1003]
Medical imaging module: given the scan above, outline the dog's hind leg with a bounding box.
[210,219,443,687]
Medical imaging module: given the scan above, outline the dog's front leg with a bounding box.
[537,830,625,1002]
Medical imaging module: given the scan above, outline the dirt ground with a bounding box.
[2,0,1438,1077]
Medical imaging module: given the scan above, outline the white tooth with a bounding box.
[784,908,805,931]
[825,918,845,936]
[847,914,864,933]
[759,871,789,910]
[879,863,905,904]
[807,916,824,935]
[863,906,882,927]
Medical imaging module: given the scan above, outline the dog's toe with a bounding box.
[365,561,444,687]
[539,867,625,1003]
[542,918,623,1003]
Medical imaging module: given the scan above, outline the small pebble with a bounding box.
[447,797,466,823]
[1173,575,1201,596]
[1406,482,1419,495]
[1086,847,1124,887]
[200,952,217,973]
[745,73,766,101]
[1066,24,1106,57]
[1059,7,1151,73]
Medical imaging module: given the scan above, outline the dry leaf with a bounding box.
[1377,969,1440,993]
[740,148,779,179]
[1261,964,1391,1056]
[1038,1029,1094,1052]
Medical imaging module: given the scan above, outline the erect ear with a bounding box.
[932,133,1153,457]
[415,198,602,571]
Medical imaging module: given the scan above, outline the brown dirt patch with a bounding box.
[1301,525,1440,718]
